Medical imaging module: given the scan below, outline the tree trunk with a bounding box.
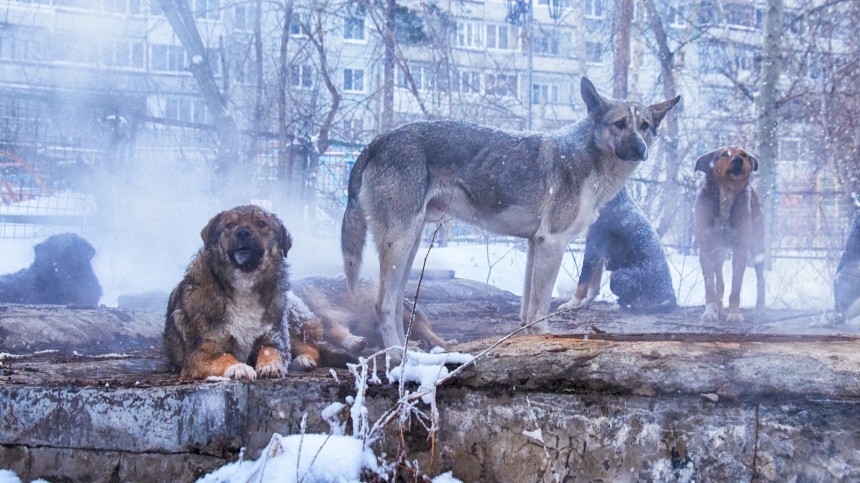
[643,0,682,239]
[756,0,783,265]
[381,0,396,129]
[159,0,240,195]
[613,0,634,99]
[248,0,264,165]
[277,0,294,209]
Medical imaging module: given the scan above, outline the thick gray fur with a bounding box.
[341,77,680,348]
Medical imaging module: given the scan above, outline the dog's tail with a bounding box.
[342,137,383,294]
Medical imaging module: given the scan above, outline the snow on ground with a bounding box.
[196,349,472,482]
[0,231,837,311]
[198,433,380,483]
[421,241,836,311]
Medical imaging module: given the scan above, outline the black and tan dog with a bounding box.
[0,233,102,306]
[342,77,680,347]
[292,276,448,355]
[164,205,336,380]
[834,210,860,322]
[694,147,765,322]
[558,187,676,313]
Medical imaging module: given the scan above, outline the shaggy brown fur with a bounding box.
[163,205,329,380]
[292,276,448,355]
[694,146,766,323]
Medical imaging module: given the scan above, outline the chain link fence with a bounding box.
[0,117,852,310]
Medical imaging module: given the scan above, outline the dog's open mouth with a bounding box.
[233,248,252,265]
[728,167,746,179]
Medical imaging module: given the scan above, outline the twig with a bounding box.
[365,305,579,440]
[299,433,333,483]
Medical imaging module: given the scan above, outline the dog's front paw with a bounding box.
[725,311,745,324]
[291,354,318,371]
[256,361,286,378]
[700,303,720,322]
[343,335,368,353]
[558,297,588,311]
[224,363,257,381]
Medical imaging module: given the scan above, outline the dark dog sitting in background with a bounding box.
[0,233,101,306]
[694,146,765,323]
[834,210,860,321]
[164,205,350,380]
[558,187,676,312]
[292,276,448,355]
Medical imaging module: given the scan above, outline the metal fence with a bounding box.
[1,118,854,262]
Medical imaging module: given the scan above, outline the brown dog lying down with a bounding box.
[292,276,449,355]
[163,205,351,380]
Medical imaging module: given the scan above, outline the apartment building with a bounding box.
[0,0,853,247]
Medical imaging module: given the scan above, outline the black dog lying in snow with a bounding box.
[0,233,102,306]
[835,210,860,321]
[559,187,677,313]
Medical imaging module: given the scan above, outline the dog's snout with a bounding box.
[235,227,252,242]
[731,156,744,166]
[633,140,647,160]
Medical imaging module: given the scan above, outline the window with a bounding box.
[702,87,732,113]
[585,41,602,63]
[697,1,717,26]
[151,44,187,72]
[164,98,207,123]
[102,0,142,15]
[486,73,517,97]
[344,16,365,41]
[343,68,364,92]
[454,70,481,94]
[290,64,313,88]
[193,0,220,20]
[667,0,685,28]
[453,21,482,49]
[534,32,560,56]
[584,0,604,18]
[54,0,95,10]
[399,64,443,91]
[724,3,762,30]
[0,34,45,62]
[532,83,559,105]
[733,44,759,72]
[698,41,727,74]
[290,12,308,37]
[234,5,250,31]
[486,24,518,50]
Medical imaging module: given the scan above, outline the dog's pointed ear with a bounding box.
[649,95,681,129]
[749,153,759,171]
[200,212,223,249]
[695,149,719,174]
[581,77,608,119]
[278,222,292,257]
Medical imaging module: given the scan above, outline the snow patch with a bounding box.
[387,350,475,404]
[199,433,380,483]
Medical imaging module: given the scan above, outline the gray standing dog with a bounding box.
[342,77,680,349]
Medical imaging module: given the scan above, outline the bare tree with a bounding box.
[158,0,241,190]
[613,0,634,98]
[642,0,683,237]
[756,0,783,262]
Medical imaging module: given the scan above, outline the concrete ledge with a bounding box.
[2,279,860,481]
